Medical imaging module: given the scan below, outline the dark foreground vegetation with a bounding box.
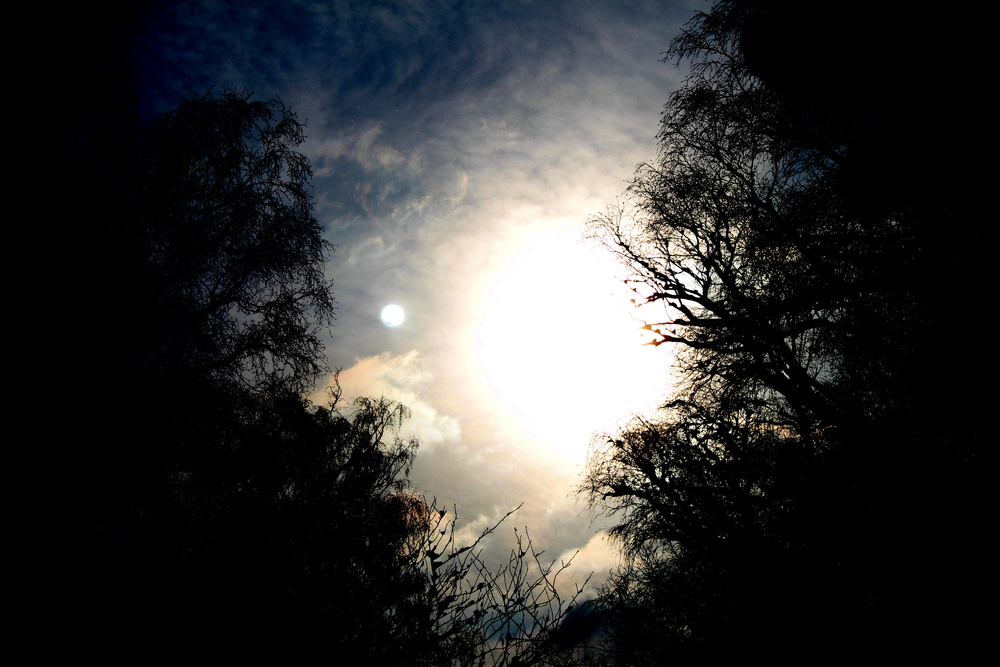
[53,85,585,665]
[583,0,988,662]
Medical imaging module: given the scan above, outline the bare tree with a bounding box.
[126,88,335,395]
[410,505,594,666]
[582,1,988,661]
[586,20,861,435]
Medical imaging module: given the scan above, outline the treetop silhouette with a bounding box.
[584,1,987,661]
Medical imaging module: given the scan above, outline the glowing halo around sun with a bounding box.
[380,304,405,327]
[474,231,674,463]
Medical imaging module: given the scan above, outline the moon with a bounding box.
[380,304,405,327]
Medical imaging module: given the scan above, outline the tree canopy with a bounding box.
[101,89,335,396]
[585,0,987,661]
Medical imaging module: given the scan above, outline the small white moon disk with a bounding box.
[380,304,405,327]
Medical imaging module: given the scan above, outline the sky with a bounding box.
[125,0,700,596]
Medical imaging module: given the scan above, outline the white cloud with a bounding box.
[313,350,461,454]
[553,531,619,601]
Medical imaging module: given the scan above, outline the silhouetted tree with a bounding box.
[403,505,593,667]
[105,88,334,396]
[53,87,588,665]
[59,90,334,600]
[585,1,987,661]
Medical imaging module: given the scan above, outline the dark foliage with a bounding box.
[48,84,588,664]
[57,87,334,550]
[585,1,987,661]
[90,89,334,397]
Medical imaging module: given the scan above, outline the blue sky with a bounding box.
[127,0,701,594]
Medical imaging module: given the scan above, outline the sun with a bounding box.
[475,231,673,463]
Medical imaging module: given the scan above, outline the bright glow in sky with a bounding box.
[380,304,405,327]
[477,231,672,463]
